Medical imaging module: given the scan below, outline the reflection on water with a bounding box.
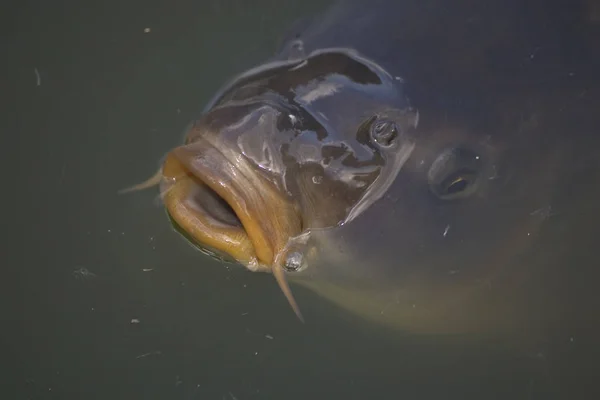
[4,0,598,399]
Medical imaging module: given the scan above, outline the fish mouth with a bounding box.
[160,137,305,320]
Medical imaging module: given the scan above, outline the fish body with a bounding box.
[126,0,600,342]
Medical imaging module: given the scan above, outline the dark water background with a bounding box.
[2,0,596,399]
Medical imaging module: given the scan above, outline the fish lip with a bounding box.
[159,135,306,320]
[162,137,299,268]
[160,172,257,266]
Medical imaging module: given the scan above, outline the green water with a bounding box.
[3,0,594,399]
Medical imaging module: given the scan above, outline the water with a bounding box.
[3,0,595,399]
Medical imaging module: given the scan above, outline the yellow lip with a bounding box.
[159,141,305,321]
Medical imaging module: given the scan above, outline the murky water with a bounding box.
[4,1,597,399]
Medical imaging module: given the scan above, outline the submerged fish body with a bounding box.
[127,0,600,342]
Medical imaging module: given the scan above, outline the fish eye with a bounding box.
[428,147,483,200]
[370,118,399,147]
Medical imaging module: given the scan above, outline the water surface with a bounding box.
[3,1,595,399]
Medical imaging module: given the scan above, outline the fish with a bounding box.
[123,0,600,342]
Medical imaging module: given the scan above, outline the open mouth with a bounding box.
[159,138,305,321]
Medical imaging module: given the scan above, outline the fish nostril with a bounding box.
[276,111,300,131]
[370,119,399,147]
